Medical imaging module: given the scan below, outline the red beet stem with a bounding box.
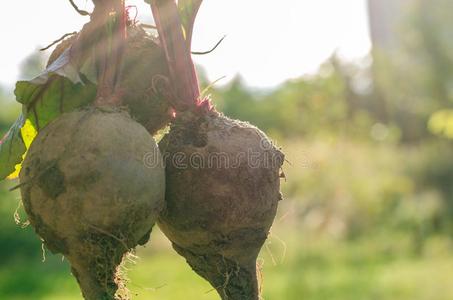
[149,0,201,110]
[91,0,127,106]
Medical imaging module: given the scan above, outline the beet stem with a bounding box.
[88,0,127,106]
[149,0,200,110]
[178,0,203,50]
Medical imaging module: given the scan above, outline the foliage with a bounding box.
[0,91,20,134]
[428,109,453,139]
[1,0,453,298]
[367,0,453,142]
[208,58,375,140]
[0,51,96,180]
[1,138,453,299]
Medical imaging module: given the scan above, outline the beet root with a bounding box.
[158,111,284,300]
[20,108,165,300]
[47,26,172,135]
[120,26,173,135]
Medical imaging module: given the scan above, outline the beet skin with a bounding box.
[20,108,165,300]
[159,110,284,300]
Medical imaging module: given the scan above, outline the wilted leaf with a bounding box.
[33,48,84,85]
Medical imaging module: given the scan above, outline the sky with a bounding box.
[0,0,371,89]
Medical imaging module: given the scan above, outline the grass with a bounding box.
[1,139,452,299]
[1,227,452,300]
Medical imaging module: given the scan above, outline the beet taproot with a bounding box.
[47,26,172,135]
[158,109,284,300]
[20,107,165,300]
[145,1,285,297]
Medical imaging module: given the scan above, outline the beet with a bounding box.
[143,0,284,300]
[144,1,286,297]
[158,110,284,300]
[46,26,172,135]
[121,26,173,135]
[20,107,165,300]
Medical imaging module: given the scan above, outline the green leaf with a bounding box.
[0,49,97,180]
[0,115,27,180]
[15,75,97,132]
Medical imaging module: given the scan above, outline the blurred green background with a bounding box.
[1,0,453,299]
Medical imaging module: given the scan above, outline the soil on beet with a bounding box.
[121,27,173,135]
[20,108,165,300]
[158,111,284,300]
[173,243,261,300]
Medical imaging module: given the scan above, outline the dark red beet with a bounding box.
[148,1,285,298]
[159,110,284,299]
